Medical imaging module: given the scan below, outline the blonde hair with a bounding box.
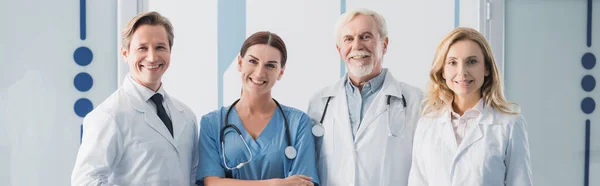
[121,11,174,50]
[334,8,388,46]
[422,27,519,116]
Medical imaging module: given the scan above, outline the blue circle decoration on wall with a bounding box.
[74,72,94,92]
[581,97,596,114]
[581,53,596,70]
[74,98,94,117]
[581,75,596,92]
[74,46,93,66]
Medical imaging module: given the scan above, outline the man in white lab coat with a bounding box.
[71,11,198,186]
[307,9,423,186]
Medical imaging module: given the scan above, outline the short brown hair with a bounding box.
[240,31,288,67]
[121,11,174,50]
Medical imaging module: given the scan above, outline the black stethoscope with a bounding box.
[312,94,407,137]
[220,98,296,170]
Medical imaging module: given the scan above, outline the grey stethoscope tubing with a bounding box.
[221,98,296,170]
[312,95,407,137]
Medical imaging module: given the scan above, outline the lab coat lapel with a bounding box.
[123,77,179,151]
[167,97,187,145]
[450,119,483,179]
[331,78,355,145]
[455,121,483,158]
[455,104,492,157]
[143,111,179,150]
[439,114,458,156]
[356,72,403,139]
[435,112,461,178]
[355,92,386,138]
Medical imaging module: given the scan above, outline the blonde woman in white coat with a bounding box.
[408,27,532,186]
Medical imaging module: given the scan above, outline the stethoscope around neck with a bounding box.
[220,98,297,170]
[312,94,407,137]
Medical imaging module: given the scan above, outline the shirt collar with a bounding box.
[346,68,387,93]
[449,98,485,120]
[127,74,167,102]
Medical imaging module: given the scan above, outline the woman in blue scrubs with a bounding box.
[196,31,319,186]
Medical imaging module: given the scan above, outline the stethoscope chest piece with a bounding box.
[312,124,325,137]
[284,146,297,159]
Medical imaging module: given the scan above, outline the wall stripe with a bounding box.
[454,0,460,27]
[587,0,592,47]
[80,0,86,40]
[585,119,590,186]
[340,0,346,77]
[217,0,246,107]
[583,1,593,185]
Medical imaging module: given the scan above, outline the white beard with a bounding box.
[347,61,374,78]
[346,44,384,78]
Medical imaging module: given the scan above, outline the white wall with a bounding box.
[505,0,599,185]
[0,0,117,185]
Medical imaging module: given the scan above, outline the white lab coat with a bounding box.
[71,76,199,186]
[408,106,532,186]
[307,72,423,186]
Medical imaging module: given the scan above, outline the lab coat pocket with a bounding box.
[471,124,506,183]
[388,109,407,139]
[127,140,171,175]
[316,116,335,156]
[133,140,171,158]
[420,141,445,178]
[132,139,161,150]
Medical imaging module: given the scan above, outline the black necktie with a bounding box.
[150,93,173,137]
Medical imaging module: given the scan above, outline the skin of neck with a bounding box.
[137,79,161,92]
[237,89,276,115]
[348,67,382,92]
[452,92,482,116]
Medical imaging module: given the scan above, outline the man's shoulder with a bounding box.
[386,75,423,95]
[309,79,344,101]
[166,95,194,115]
[400,82,424,100]
[82,88,129,127]
[93,88,129,115]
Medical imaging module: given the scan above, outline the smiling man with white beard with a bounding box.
[306,8,424,186]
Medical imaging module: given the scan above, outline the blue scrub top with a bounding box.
[196,104,320,186]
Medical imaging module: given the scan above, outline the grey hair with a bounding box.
[334,8,388,46]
